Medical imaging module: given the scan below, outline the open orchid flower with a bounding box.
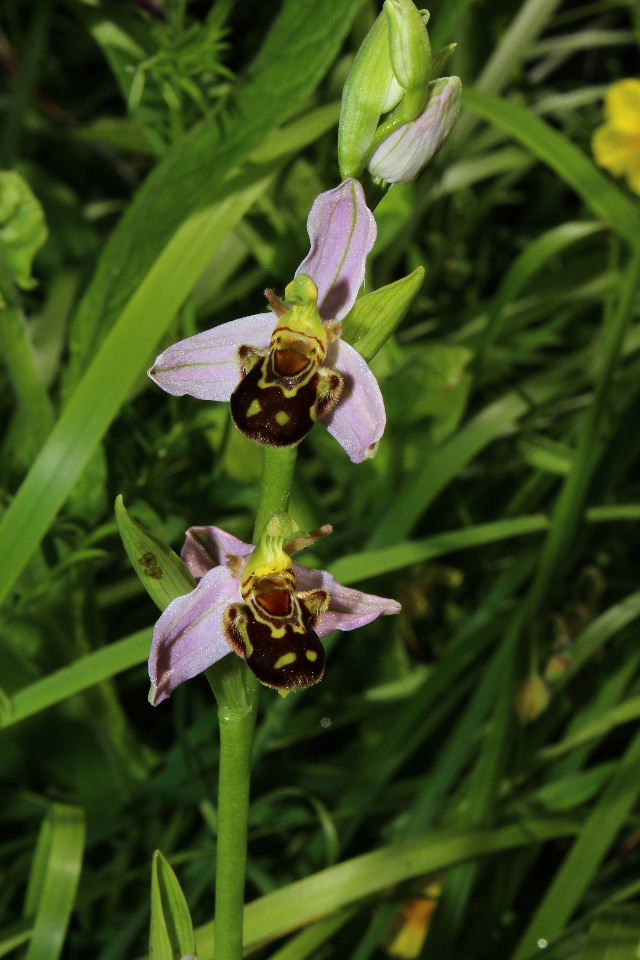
[148,179,384,463]
[149,518,401,704]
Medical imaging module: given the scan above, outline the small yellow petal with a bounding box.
[592,125,640,176]
[606,79,640,133]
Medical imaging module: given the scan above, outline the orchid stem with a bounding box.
[210,444,298,959]
[209,656,257,960]
[253,446,298,541]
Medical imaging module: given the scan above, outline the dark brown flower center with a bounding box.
[256,589,292,617]
[274,347,309,377]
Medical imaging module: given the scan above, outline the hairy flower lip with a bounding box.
[148,179,385,463]
[148,525,401,704]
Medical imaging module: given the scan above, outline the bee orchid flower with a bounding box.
[149,520,401,704]
[148,179,384,463]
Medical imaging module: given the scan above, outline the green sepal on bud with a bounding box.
[115,495,195,612]
[384,0,431,116]
[338,0,432,179]
[340,265,425,361]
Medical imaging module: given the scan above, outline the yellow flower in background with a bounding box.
[593,79,640,194]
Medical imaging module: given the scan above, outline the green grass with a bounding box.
[2,0,640,958]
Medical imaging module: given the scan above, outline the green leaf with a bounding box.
[115,495,195,613]
[575,907,640,960]
[0,0,358,611]
[0,628,150,730]
[0,171,47,300]
[149,850,196,960]
[511,731,640,960]
[462,88,640,249]
[340,266,425,360]
[23,804,85,960]
[0,177,267,610]
[385,341,472,441]
[184,818,578,959]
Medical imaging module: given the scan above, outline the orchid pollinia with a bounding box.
[149,516,401,703]
[149,178,384,463]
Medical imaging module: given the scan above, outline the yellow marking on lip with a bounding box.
[247,398,262,417]
[275,411,291,426]
[274,652,297,669]
[305,650,318,662]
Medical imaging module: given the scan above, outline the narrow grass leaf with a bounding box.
[186,818,578,959]
[511,731,640,960]
[367,392,529,547]
[23,804,85,960]
[1,629,150,730]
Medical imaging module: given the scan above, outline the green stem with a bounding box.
[209,444,298,959]
[208,657,258,960]
[253,446,298,541]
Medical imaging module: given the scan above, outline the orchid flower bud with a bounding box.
[338,13,399,179]
[368,75,461,184]
[384,0,431,117]
[338,0,432,179]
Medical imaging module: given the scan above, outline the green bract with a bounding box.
[338,0,432,179]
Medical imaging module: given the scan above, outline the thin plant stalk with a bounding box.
[209,444,298,960]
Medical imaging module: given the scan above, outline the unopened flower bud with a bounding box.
[338,13,398,179]
[514,673,551,724]
[384,0,430,112]
[368,75,461,184]
[338,0,432,179]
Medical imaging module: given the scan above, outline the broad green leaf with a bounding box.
[0,171,47,300]
[463,88,640,249]
[149,850,196,960]
[341,267,425,361]
[23,804,85,960]
[115,495,195,613]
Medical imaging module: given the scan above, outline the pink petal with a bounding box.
[296,179,377,321]
[182,526,253,580]
[148,566,239,705]
[324,338,386,463]
[148,313,274,401]
[368,77,462,184]
[293,562,401,637]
